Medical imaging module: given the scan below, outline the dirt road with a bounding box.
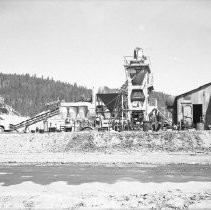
[0,163,211,186]
[0,164,211,209]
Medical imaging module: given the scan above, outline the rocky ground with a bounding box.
[0,130,211,209]
[0,130,210,154]
[0,181,211,209]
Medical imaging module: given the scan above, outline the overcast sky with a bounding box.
[0,0,211,95]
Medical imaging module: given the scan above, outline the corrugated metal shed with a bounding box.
[174,82,211,128]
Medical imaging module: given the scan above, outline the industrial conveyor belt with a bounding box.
[10,108,60,131]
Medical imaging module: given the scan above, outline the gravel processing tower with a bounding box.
[124,47,154,124]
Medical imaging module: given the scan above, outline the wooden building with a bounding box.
[173,83,211,128]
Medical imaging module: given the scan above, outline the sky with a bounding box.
[0,0,211,95]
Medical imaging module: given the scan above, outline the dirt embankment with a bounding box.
[0,131,210,154]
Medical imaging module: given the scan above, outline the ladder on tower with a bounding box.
[10,107,60,131]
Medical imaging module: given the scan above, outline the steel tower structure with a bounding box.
[124,48,154,125]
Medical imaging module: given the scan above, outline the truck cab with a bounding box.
[0,115,28,132]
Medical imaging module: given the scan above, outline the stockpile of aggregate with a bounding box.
[1,188,211,209]
[0,131,210,154]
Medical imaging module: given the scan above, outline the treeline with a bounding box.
[0,73,173,117]
[0,73,91,116]
[150,91,173,117]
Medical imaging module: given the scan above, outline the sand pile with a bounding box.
[0,131,210,154]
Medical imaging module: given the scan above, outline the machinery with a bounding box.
[96,48,154,130]
[7,48,172,133]
[0,97,27,132]
[10,107,60,132]
[10,101,94,132]
[124,47,154,126]
[96,48,172,131]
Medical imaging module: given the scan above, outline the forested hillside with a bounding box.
[150,91,173,117]
[0,73,173,117]
[0,73,91,116]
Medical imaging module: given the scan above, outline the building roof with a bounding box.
[176,82,211,99]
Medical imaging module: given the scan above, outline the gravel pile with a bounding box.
[0,131,210,154]
[0,182,211,209]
